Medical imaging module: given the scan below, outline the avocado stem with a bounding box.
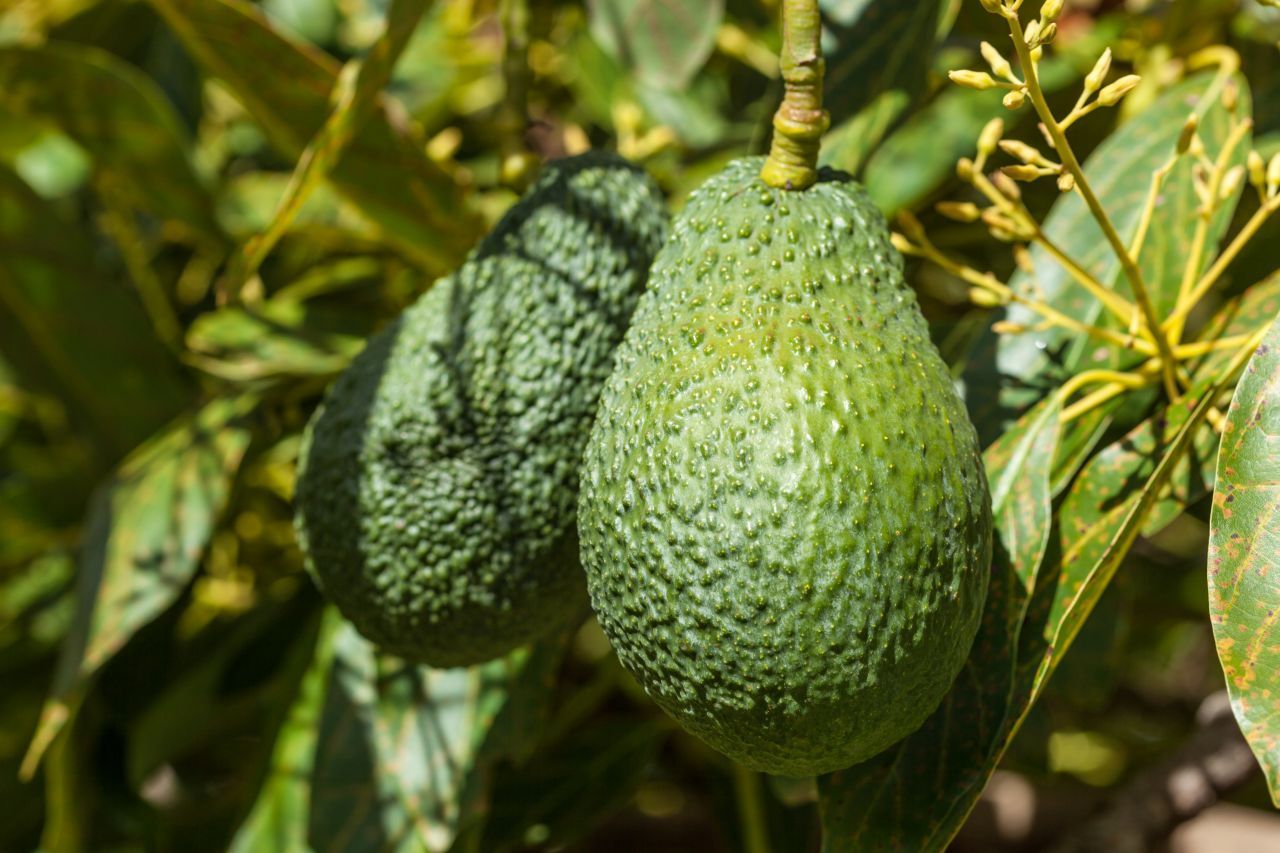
[760,0,830,191]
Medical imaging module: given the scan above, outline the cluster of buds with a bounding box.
[953,0,1144,128]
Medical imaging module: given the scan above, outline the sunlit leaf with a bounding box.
[308,626,565,852]
[226,0,435,293]
[1209,313,1280,806]
[0,166,190,459]
[20,396,255,776]
[0,42,223,244]
[819,397,1061,851]
[185,299,365,383]
[148,0,479,274]
[587,0,724,90]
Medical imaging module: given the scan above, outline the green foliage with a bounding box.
[587,0,725,90]
[148,0,480,274]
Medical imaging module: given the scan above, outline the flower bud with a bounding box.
[981,42,1014,80]
[1248,151,1266,190]
[950,70,998,91]
[1098,74,1141,107]
[1219,165,1245,203]
[993,172,1023,200]
[1084,48,1112,95]
[1177,114,1199,155]
[978,118,1006,156]
[1003,89,1027,110]
[936,202,983,223]
[1002,164,1045,182]
[999,139,1044,164]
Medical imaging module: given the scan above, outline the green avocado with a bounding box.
[295,152,668,667]
[578,157,992,776]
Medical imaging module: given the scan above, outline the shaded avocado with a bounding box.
[578,157,991,776]
[296,152,668,667]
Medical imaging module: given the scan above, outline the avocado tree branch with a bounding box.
[760,0,829,190]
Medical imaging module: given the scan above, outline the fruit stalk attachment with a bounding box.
[760,0,830,190]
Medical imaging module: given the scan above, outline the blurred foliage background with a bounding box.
[1,0,1279,850]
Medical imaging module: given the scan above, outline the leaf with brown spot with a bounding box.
[1209,313,1280,806]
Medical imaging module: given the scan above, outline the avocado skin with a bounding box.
[296,152,668,667]
[578,158,992,776]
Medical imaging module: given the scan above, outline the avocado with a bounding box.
[578,157,991,776]
[296,153,668,667]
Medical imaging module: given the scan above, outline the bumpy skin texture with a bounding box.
[579,158,992,776]
[296,153,668,667]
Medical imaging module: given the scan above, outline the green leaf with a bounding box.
[1209,313,1280,806]
[820,90,911,179]
[0,165,190,458]
[308,625,565,852]
[1023,348,1259,707]
[185,298,366,383]
[0,42,223,244]
[1053,271,1280,548]
[1150,272,1280,533]
[478,720,665,851]
[226,0,435,292]
[148,0,479,275]
[818,397,1061,851]
[821,0,945,128]
[230,607,339,853]
[20,396,255,776]
[587,0,724,90]
[980,71,1246,424]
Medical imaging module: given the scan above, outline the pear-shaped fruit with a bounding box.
[296,153,667,667]
[578,158,992,776]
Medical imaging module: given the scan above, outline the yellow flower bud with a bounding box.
[950,70,998,91]
[1084,48,1112,95]
[981,42,1014,80]
[1098,74,1141,107]
[936,202,983,223]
